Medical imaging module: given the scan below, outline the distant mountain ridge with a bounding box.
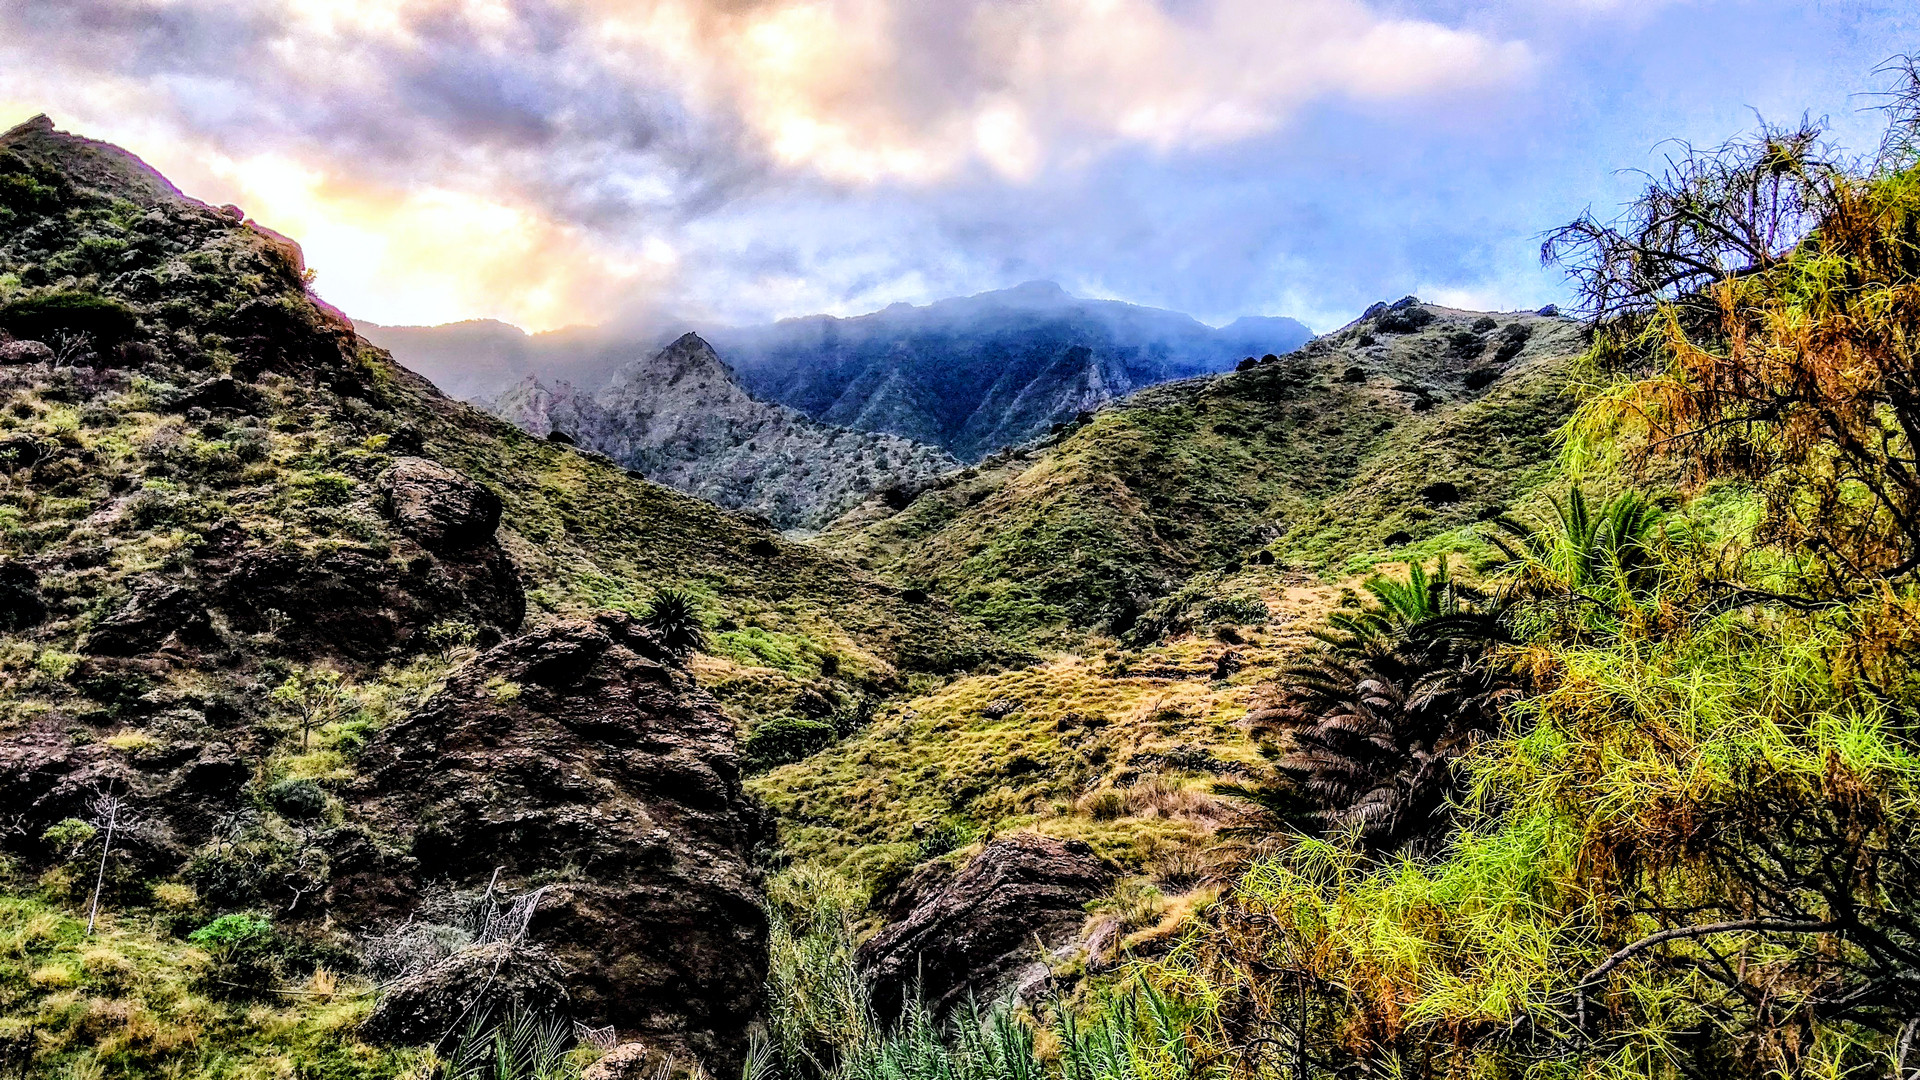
[706,282,1312,460]
[362,283,1312,461]
[490,333,958,532]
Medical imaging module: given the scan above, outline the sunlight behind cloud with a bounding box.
[206,151,656,331]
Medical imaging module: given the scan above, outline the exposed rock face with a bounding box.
[0,561,46,630]
[363,943,572,1046]
[0,339,54,364]
[352,612,767,1073]
[488,333,957,532]
[857,833,1116,1019]
[380,456,505,553]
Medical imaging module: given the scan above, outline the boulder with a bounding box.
[379,456,504,554]
[0,562,46,630]
[857,833,1116,1019]
[351,612,767,1074]
[213,542,522,660]
[0,339,54,364]
[583,1043,696,1080]
[82,583,213,656]
[363,943,570,1045]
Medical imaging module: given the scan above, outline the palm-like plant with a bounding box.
[1488,487,1666,602]
[1238,560,1522,850]
[639,587,707,656]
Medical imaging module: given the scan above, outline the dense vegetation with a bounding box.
[751,64,1920,1080]
[8,59,1920,1080]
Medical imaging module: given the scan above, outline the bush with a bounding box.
[744,716,837,772]
[188,912,281,996]
[0,290,137,345]
[1201,593,1268,625]
[639,587,707,655]
[266,778,327,820]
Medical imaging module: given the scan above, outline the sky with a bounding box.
[1,1,1915,334]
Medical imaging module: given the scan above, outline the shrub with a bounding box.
[1201,593,1268,625]
[639,587,707,655]
[266,778,327,821]
[187,912,280,996]
[744,716,837,772]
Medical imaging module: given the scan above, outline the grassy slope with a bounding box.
[819,308,1586,643]
[0,118,1007,1076]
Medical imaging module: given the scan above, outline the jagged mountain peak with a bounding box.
[491,334,958,531]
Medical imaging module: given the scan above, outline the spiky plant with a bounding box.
[437,1008,576,1080]
[639,587,707,656]
[1488,487,1667,600]
[1237,561,1522,850]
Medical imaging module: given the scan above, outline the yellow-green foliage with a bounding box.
[1168,595,1920,1078]
[0,894,414,1079]
[750,623,1305,889]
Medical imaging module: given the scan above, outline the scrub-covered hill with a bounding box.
[822,299,1584,641]
[0,114,1006,1078]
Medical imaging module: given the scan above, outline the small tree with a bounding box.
[1546,64,1920,594]
[270,668,351,749]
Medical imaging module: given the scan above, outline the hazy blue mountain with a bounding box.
[364,282,1311,461]
[705,282,1311,460]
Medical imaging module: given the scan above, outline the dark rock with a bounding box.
[747,538,778,559]
[1342,365,1366,383]
[1252,550,1275,566]
[363,943,571,1045]
[546,429,576,445]
[179,745,247,795]
[351,612,766,1073]
[1420,481,1461,506]
[901,588,930,604]
[1235,357,1257,372]
[379,456,503,553]
[83,584,213,656]
[0,339,54,364]
[173,375,264,414]
[857,833,1116,1019]
[0,562,46,630]
[1384,530,1413,546]
[214,542,522,661]
[1464,368,1498,391]
[1536,304,1560,317]
[0,436,46,469]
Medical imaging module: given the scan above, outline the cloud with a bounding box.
[594,0,1535,183]
[0,0,1899,331]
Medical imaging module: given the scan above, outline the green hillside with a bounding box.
[822,302,1585,641]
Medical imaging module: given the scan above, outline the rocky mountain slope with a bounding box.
[821,298,1584,641]
[365,282,1312,464]
[0,113,1587,1080]
[0,115,1007,1078]
[711,281,1312,460]
[490,333,958,532]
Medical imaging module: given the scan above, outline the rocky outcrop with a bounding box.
[857,833,1116,1019]
[488,334,957,532]
[380,456,505,553]
[351,612,767,1073]
[0,561,46,630]
[362,943,572,1045]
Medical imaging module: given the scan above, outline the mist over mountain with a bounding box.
[363,282,1311,461]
